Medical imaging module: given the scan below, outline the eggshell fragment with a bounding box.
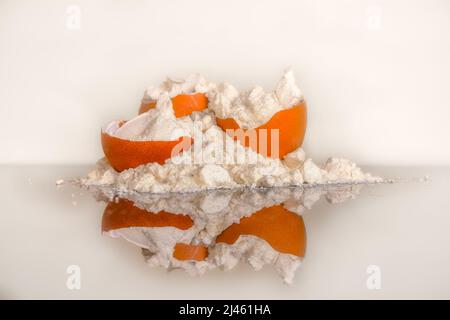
[215,101,307,159]
[173,243,209,261]
[101,120,193,172]
[139,92,208,118]
[216,205,306,257]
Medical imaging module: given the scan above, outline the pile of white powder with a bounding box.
[82,70,382,193]
[143,73,214,102]
[208,70,303,128]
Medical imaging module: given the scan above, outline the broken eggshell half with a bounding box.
[215,101,307,159]
[102,199,194,232]
[216,205,306,258]
[101,115,193,172]
[102,199,208,262]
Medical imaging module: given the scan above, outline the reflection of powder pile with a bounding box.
[91,184,365,284]
[107,227,213,276]
[81,70,382,193]
[211,235,302,284]
[140,235,303,284]
[89,184,363,246]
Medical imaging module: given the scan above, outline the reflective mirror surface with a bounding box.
[1,166,448,299]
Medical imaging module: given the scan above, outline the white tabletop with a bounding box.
[1,165,449,299]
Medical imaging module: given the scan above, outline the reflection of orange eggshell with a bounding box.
[173,243,208,261]
[139,93,208,118]
[101,122,193,172]
[216,205,306,257]
[215,101,307,159]
[102,199,193,232]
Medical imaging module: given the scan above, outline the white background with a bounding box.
[1,0,449,166]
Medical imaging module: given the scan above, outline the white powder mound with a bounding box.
[82,152,380,194]
[207,70,303,128]
[143,73,215,102]
[84,69,383,193]
[87,106,381,192]
[115,94,194,141]
[323,158,380,182]
[87,109,309,193]
[211,235,302,284]
[283,148,306,169]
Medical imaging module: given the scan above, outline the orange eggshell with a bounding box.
[139,93,208,118]
[173,243,209,261]
[102,199,193,232]
[216,205,306,257]
[101,129,193,172]
[215,101,307,159]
